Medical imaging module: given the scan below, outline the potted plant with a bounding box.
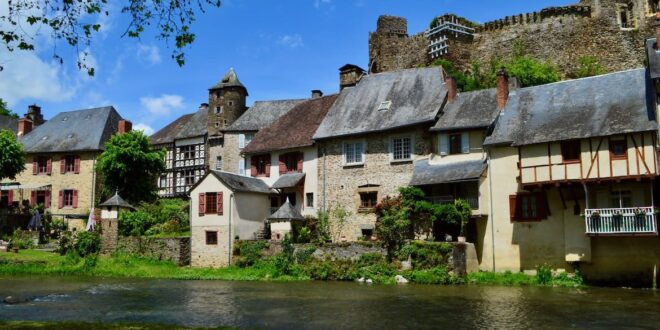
[589,211,601,232]
[612,211,623,232]
[455,199,471,243]
[633,208,646,230]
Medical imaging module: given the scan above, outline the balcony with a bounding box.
[426,195,479,210]
[584,207,658,235]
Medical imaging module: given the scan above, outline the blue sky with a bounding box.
[0,0,573,134]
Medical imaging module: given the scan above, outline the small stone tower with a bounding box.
[207,68,249,138]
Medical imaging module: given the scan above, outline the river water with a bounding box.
[1,276,660,329]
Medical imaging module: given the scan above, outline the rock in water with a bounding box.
[395,275,409,284]
[357,277,365,283]
[4,296,28,304]
[365,279,373,284]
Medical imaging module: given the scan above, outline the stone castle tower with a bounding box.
[207,68,248,138]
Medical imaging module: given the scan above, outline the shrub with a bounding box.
[397,241,453,270]
[294,246,317,264]
[57,231,75,255]
[74,231,101,257]
[234,241,268,267]
[536,264,553,285]
[296,227,312,244]
[315,210,331,242]
[406,266,456,284]
[118,198,189,237]
[275,235,295,276]
[573,56,604,79]
[9,229,34,249]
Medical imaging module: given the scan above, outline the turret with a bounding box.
[207,68,248,137]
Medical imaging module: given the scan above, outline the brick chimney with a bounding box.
[311,90,323,99]
[17,118,33,137]
[655,13,660,48]
[118,120,132,134]
[25,104,44,126]
[445,76,457,103]
[496,68,509,109]
[339,64,366,90]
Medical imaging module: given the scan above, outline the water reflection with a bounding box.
[1,277,660,329]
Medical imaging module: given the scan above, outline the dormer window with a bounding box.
[377,100,392,111]
[215,106,223,115]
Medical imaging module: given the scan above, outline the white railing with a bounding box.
[426,196,479,210]
[425,22,475,38]
[584,207,658,235]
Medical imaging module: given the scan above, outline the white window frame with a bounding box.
[439,132,470,156]
[238,134,246,149]
[343,140,366,166]
[389,135,413,163]
[238,158,246,176]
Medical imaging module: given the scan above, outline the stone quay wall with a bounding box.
[116,236,191,266]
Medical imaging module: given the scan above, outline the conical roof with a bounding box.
[268,198,304,222]
[209,68,247,92]
[99,191,135,210]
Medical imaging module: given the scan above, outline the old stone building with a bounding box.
[369,0,656,76]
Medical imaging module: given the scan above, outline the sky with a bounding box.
[0,0,574,135]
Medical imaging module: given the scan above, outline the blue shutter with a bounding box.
[461,132,470,154]
[439,134,449,156]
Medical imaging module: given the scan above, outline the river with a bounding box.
[1,277,660,329]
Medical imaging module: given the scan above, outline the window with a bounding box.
[509,192,548,222]
[245,133,254,146]
[198,192,223,216]
[206,192,218,214]
[31,190,50,208]
[239,133,254,149]
[306,193,314,208]
[251,154,270,177]
[216,156,223,170]
[377,100,392,111]
[159,175,167,188]
[215,106,223,115]
[344,142,364,165]
[62,190,75,208]
[34,156,50,175]
[610,190,632,208]
[361,228,374,240]
[617,3,635,29]
[64,155,75,173]
[184,170,196,186]
[561,141,581,163]
[610,139,627,159]
[238,158,246,176]
[279,152,302,174]
[440,133,469,156]
[181,146,195,160]
[228,101,234,106]
[391,136,412,161]
[359,191,378,210]
[285,193,296,206]
[449,133,462,155]
[205,231,218,245]
[651,0,660,13]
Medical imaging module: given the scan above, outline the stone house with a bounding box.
[313,66,448,241]
[481,67,660,284]
[0,106,131,229]
[242,93,338,218]
[188,170,272,267]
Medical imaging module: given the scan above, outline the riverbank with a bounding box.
[0,249,584,287]
[0,321,232,330]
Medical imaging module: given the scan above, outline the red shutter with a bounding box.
[250,157,258,177]
[509,195,518,221]
[279,155,286,175]
[32,158,38,175]
[199,193,206,216]
[217,192,223,215]
[44,190,51,209]
[58,190,63,209]
[60,157,66,174]
[297,152,303,172]
[74,155,80,174]
[30,191,36,207]
[265,155,271,177]
[46,157,52,175]
[7,190,13,206]
[72,190,78,208]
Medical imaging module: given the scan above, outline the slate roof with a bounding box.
[268,198,304,222]
[224,99,305,132]
[271,173,306,189]
[190,170,273,195]
[174,108,207,140]
[313,67,447,140]
[646,39,660,79]
[209,68,248,94]
[431,88,499,131]
[20,106,123,153]
[410,159,486,186]
[99,192,135,210]
[0,115,18,134]
[149,113,194,145]
[242,94,338,154]
[484,69,657,147]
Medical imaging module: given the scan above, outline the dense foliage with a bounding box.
[572,56,605,79]
[0,129,26,181]
[96,131,165,204]
[0,99,18,118]
[118,198,189,237]
[74,231,101,257]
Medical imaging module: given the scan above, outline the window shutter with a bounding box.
[30,191,36,207]
[279,155,286,175]
[440,135,449,156]
[58,191,63,209]
[44,190,51,209]
[250,157,257,177]
[7,190,13,206]
[297,152,303,172]
[74,155,81,174]
[60,157,66,174]
[46,157,52,175]
[238,134,245,149]
[73,190,78,208]
[461,132,470,154]
[509,195,518,221]
[217,192,223,215]
[265,155,271,177]
[199,193,206,216]
[33,158,38,175]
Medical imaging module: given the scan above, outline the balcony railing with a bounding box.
[584,207,658,235]
[426,196,479,210]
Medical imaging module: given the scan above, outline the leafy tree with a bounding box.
[572,56,605,79]
[503,55,560,87]
[0,129,26,180]
[96,130,165,204]
[0,99,19,118]
[0,0,222,74]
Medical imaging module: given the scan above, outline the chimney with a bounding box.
[339,64,366,90]
[311,90,323,99]
[199,103,209,111]
[496,68,509,109]
[118,120,132,134]
[17,118,33,137]
[25,104,44,126]
[445,76,457,103]
[655,13,660,48]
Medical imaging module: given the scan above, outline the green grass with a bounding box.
[0,320,233,330]
[467,270,585,288]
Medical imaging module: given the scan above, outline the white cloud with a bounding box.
[136,44,162,65]
[277,34,304,49]
[314,0,331,8]
[133,123,155,136]
[140,94,185,116]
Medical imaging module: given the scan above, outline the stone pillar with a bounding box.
[100,207,119,254]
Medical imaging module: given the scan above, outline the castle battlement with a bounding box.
[479,5,592,32]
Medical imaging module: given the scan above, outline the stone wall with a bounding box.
[117,236,191,266]
[221,133,244,174]
[100,218,118,254]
